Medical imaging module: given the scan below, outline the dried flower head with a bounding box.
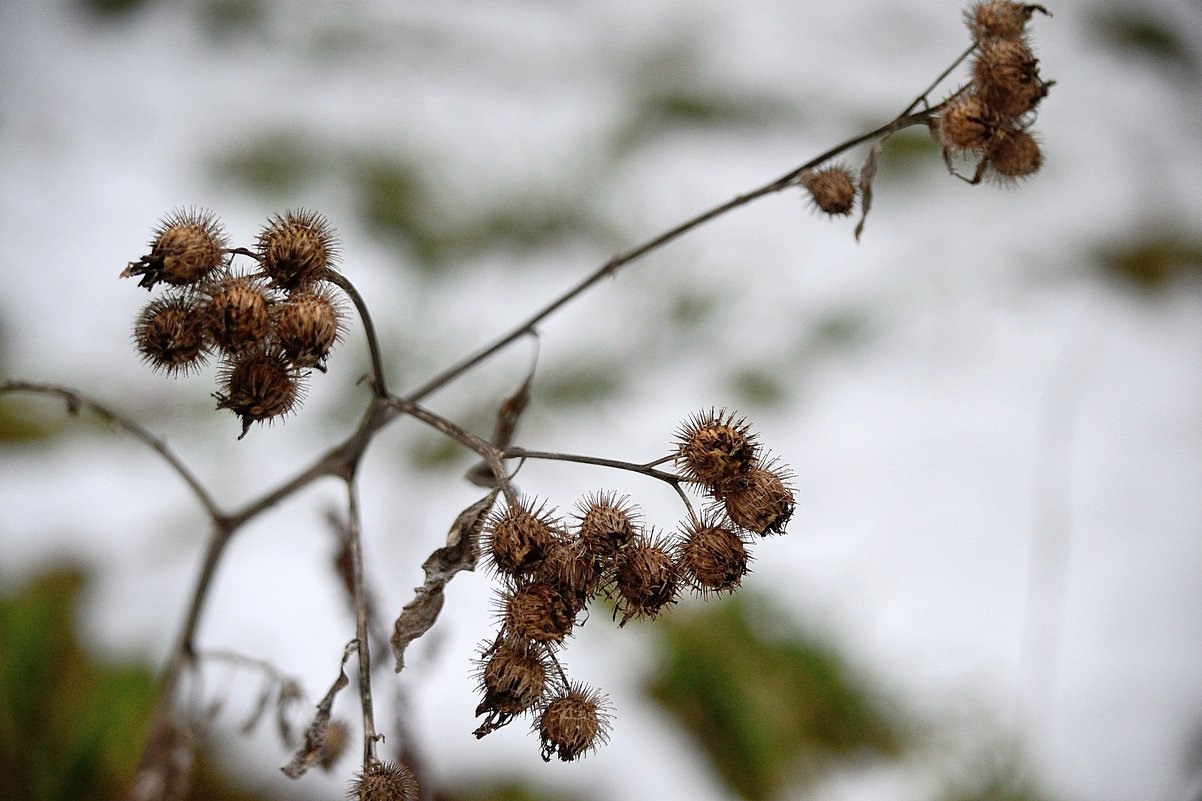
[802,164,857,216]
[202,274,274,356]
[536,684,612,762]
[972,37,1043,118]
[677,518,750,596]
[133,296,209,376]
[273,285,347,371]
[982,125,1042,185]
[675,408,759,492]
[574,491,639,564]
[934,93,1000,153]
[214,348,305,439]
[475,637,550,721]
[484,498,560,579]
[719,464,795,535]
[347,760,419,801]
[124,208,227,290]
[964,1,1048,42]
[535,535,602,612]
[257,209,339,290]
[613,532,679,625]
[503,582,577,642]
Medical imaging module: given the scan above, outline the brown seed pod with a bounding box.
[484,498,560,580]
[972,37,1043,118]
[934,93,1001,153]
[273,284,347,371]
[257,209,340,290]
[982,125,1043,185]
[124,208,227,290]
[964,1,1048,42]
[201,274,274,356]
[718,464,796,535]
[674,408,760,493]
[613,532,679,626]
[676,518,751,596]
[801,163,857,217]
[503,582,577,642]
[214,348,305,439]
[475,636,550,721]
[574,491,640,565]
[347,760,419,801]
[534,535,602,613]
[536,683,612,763]
[132,295,209,376]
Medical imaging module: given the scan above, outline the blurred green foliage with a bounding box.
[1097,230,1202,288]
[0,569,272,801]
[647,594,907,800]
[1095,9,1198,71]
[435,779,590,801]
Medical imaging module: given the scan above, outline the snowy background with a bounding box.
[2,1,1202,800]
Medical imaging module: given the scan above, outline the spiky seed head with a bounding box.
[719,464,796,535]
[536,684,612,762]
[124,208,227,290]
[534,535,602,613]
[574,491,639,564]
[614,532,679,626]
[964,1,1047,42]
[201,275,274,356]
[273,285,347,371]
[983,126,1042,185]
[317,720,349,771]
[504,582,576,642]
[475,637,550,718]
[934,93,1000,153]
[677,519,750,596]
[674,408,759,493]
[214,348,305,439]
[347,760,419,801]
[484,499,559,579]
[802,164,857,217]
[257,209,339,290]
[133,296,209,376]
[972,37,1043,118]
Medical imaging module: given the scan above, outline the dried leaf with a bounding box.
[392,490,499,671]
[854,136,887,242]
[466,362,536,487]
[280,645,354,780]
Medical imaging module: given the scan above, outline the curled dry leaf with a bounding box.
[392,490,499,671]
[280,644,354,780]
[466,366,534,488]
[854,136,887,242]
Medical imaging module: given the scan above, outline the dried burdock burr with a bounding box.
[718,463,796,535]
[972,37,1044,118]
[536,683,612,763]
[574,491,639,564]
[201,274,274,356]
[674,408,760,493]
[257,209,340,290]
[132,295,209,376]
[534,535,603,613]
[964,1,1048,42]
[934,93,1000,154]
[273,284,347,372]
[347,760,419,801]
[503,582,577,643]
[613,532,679,625]
[213,348,305,439]
[981,125,1043,185]
[484,498,560,579]
[801,163,857,217]
[123,207,227,290]
[676,517,751,596]
[474,636,550,726]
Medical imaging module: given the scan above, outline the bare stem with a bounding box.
[344,476,379,764]
[503,447,683,486]
[323,269,389,397]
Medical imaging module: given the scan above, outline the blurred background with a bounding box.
[2,1,1201,800]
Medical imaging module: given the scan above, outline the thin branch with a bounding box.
[344,476,379,764]
[0,380,224,520]
[503,447,683,486]
[322,269,390,397]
